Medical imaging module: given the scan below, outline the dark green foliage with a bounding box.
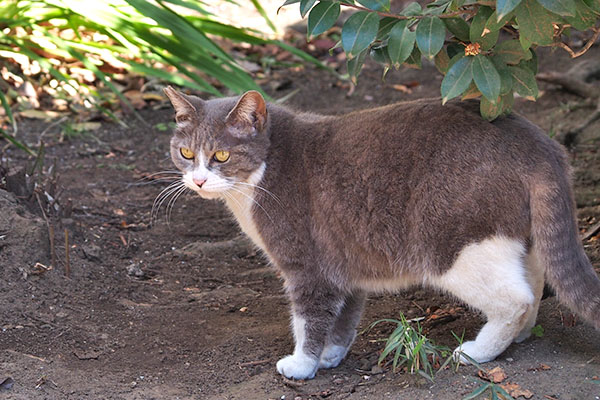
[283,0,600,120]
[0,0,327,151]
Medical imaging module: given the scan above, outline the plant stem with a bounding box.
[338,1,475,20]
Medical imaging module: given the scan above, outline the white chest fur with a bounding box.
[223,163,271,256]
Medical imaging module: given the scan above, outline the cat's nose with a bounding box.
[193,178,206,188]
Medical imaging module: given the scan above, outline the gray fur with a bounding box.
[165,88,600,376]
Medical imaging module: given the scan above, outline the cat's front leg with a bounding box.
[276,282,345,380]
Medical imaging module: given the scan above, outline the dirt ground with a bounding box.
[1,40,600,400]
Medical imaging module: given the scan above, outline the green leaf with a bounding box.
[497,0,522,19]
[519,48,538,73]
[494,39,532,65]
[447,51,465,71]
[441,56,474,104]
[447,42,464,58]
[0,129,35,156]
[342,11,380,57]
[404,46,422,69]
[434,48,450,74]
[300,0,317,17]
[443,17,470,41]
[564,0,597,30]
[486,10,515,31]
[470,6,499,50]
[514,0,555,46]
[501,90,515,114]
[401,2,422,15]
[582,0,600,12]
[415,16,446,59]
[307,1,341,38]
[370,45,391,66]
[531,324,545,337]
[472,54,501,102]
[388,20,416,68]
[377,17,399,39]
[537,0,576,16]
[347,48,369,84]
[357,0,390,11]
[480,95,503,120]
[519,33,532,50]
[463,383,492,400]
[490,59,514,95]
[510,65,539,99]
[250,0,277,32]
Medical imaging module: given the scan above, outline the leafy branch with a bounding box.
[283,0,600,120]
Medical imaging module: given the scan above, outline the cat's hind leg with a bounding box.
[515,249,545,343]
[432,237,535,363]
[319,290,366,369]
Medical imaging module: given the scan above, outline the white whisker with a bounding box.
[152,181,185,224]
[166,185,188,225]
[234,181,282,207]
[228,186,274,224]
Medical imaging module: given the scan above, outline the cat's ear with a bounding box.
[163,86,199,125]
[225,91,267,136]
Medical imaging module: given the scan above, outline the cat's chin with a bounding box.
[194,190,222,200]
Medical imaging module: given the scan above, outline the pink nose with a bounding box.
[193,178,206,188]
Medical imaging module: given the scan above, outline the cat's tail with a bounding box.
[530,158,600,330]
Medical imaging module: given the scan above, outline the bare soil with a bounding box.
[1,46,599,400]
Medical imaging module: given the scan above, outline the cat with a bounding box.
[163,86,600,380]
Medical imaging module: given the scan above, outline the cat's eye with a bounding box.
[180,147,195,160]
[213,150,230,163]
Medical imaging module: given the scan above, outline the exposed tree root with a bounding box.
[536,58,600,147]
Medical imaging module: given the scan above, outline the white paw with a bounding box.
[453,341,495,365]
[319,344,348,369]
[276,352,318,380]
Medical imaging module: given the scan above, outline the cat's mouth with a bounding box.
[181,175,231,200]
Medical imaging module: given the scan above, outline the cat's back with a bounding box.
[297,98,567,271]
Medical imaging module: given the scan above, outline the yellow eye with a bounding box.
[180,147,194,160]
[213,150,230,163]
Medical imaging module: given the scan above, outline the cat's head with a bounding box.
[164,87,270,199]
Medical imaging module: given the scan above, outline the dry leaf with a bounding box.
[528,363,551,372]
[19,109,63,120]
[478,366,507,383]
[392,84,412,94]
[500,382,534,399]
[123,90,146,109]
[71,122,101,132]
[142,93,164,101]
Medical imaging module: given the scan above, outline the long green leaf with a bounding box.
[249,0,277,32]
[416,16,446,59]
[307,1,341,38]
[342,11,380,57]
[387,20,416,68]
[514,0,555,46]
[441,56,474,104]
[472,54,501,102]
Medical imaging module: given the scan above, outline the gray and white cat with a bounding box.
[164,86,600,380]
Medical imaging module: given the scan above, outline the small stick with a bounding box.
[582,221,600,241]
[35,192,56,268]
[239,359,270,368]
[64,229,70,278]
[49,224,56,268]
